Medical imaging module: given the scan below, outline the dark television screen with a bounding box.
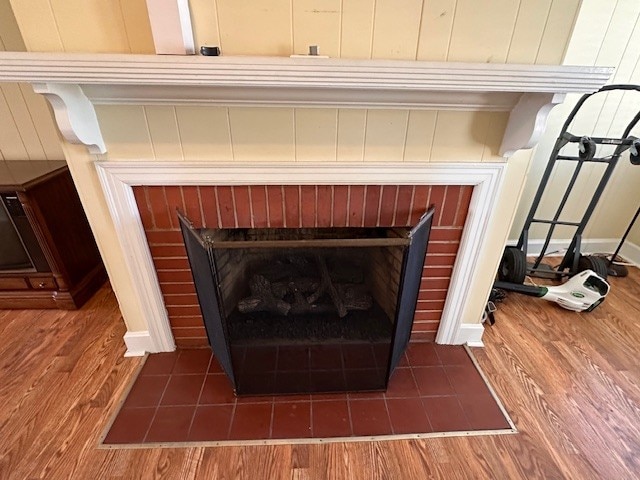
[0,201,33,271]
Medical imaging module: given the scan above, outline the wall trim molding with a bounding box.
[123,331,155,357]
[95,161,508,353]
[0,51,611,156]
[507,237,640,266]
[455,324,485,347]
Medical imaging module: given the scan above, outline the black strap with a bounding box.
[484,288,506,326]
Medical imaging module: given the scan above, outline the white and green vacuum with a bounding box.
[494,269,610,312]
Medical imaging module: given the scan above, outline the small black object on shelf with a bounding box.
[200,46,220,56]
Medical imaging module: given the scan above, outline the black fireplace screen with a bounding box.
[179,207,434,396]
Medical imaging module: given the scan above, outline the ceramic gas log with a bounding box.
[236,255,373,317]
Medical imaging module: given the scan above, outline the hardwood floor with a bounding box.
[0,270,638,479]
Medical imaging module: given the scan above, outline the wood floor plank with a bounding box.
[0,269,639,479]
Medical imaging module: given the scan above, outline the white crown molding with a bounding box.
[95,161,507,353]
[0,52,612,156]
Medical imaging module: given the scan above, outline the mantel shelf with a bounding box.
[0,52,613,156]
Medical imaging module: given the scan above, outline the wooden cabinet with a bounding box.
[0,161,107,309]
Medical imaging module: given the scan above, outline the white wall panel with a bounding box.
[507,0,552,64]
[292,0,341,57]
[96,105,155,160]
[534,0,581,65]
[227,107,295,162]
[295,108,338,162]
[416,0,456,61]
[363,110,409,162]
[18,84,63,159]
[404,111,437,162]
[145,106,183,160]
[188,0,221,51]
[447,0,519,63]
[339,0,374,58]
[0,88,29,160]
[216,0,292,55]
[431,111,490,162]
[175,106,232,161]
[0,83,46,159]
[0,2,63,161]
[371,0,423,59]
[336,109,367,161]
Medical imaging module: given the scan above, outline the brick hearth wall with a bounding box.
[133,185,473,347]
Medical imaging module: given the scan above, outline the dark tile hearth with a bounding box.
[103,343,512,445]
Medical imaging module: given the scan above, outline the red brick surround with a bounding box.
[133,185,473,347]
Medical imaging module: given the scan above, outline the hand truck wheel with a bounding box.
[498,247,527,284]
[577,255,608,280]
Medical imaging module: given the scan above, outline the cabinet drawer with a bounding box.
[0,278,29,290]
[28,277,58,290]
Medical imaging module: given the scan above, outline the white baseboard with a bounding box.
[506,238,640,266]
[123,331,156,357]
[615,241,640,267]
[453,323,485,347]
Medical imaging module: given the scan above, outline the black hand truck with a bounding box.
[498,84,640,284]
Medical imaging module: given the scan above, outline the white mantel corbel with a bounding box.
[499,92,567,157]
[0,52,612,157]
[32,83,106,154]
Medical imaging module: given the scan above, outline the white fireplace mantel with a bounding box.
[0,52,612,156]
[96,161,508,354]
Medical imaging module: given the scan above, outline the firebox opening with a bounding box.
[207,227,407,395]
[179,208,434,397]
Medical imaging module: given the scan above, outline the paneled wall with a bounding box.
[6,0,582,336]
[96,106,509,164]
[190,0,578,64]
[0,0,63,162]
[511,0,640,248]
[8,0,154,53]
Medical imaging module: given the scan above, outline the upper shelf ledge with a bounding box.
[0,52,614,155]
[0,52,612,108]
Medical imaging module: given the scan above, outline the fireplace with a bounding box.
[179,209,433,395]
[131,182,474,353]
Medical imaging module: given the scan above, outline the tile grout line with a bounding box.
[267,346,281,439]
[141,353,180,442]
[381,394,394,435]
[406,348,437,432]
[185,353,215,439]
[226,400,238,441]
